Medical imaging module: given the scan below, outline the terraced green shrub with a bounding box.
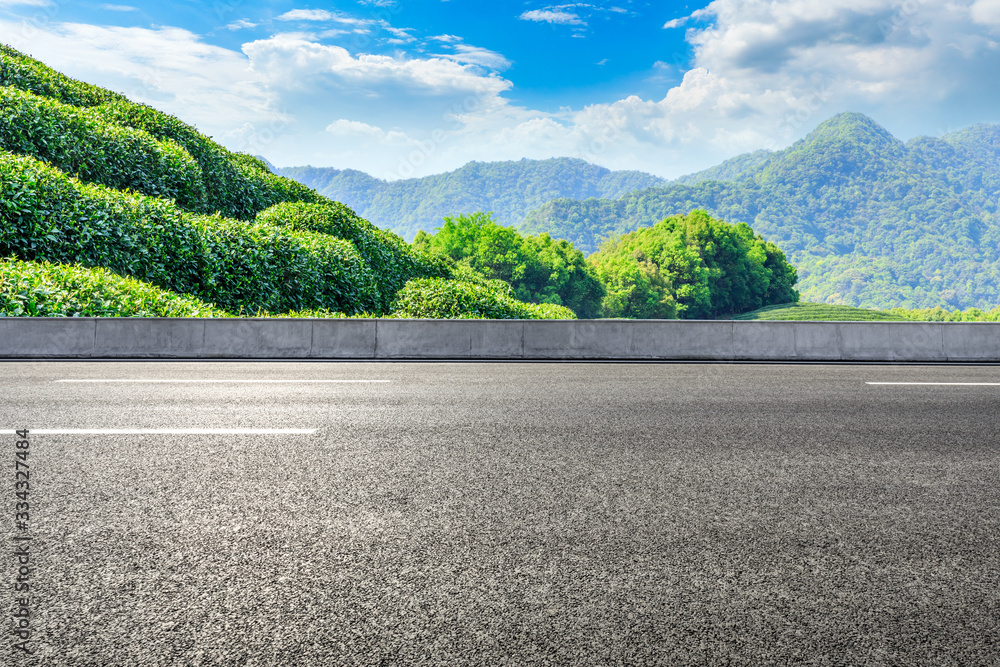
[256,201,452,309]
[0,151,378,314]
[390,278,576,319]
[0,46,323,220]
[0,258,231,317]
[0,86,207,209]
[92,100,324,219]
[0,44,125,108]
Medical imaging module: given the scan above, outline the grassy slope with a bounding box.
[733,302,908,321]
[734,301,1000,321]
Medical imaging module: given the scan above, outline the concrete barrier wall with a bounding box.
[1,318,999,361]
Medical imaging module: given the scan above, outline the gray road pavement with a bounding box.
[3,361,1000,665]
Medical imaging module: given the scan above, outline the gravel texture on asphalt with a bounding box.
[3,361,1000,666]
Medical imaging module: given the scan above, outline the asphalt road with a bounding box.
[3,361,1000,666]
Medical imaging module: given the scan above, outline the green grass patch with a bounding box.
[735,302,1000,321]
[732,302,909,321]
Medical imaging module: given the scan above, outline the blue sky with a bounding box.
[3,0,1000,179]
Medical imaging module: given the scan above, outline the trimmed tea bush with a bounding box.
[390,278,576,319]
[0,46,323,220]
[256,201,452,309]
[92,100,324,219]
[0,151,378,314]
[0,257,230,317]
[0,86,207,209]
[0,44,125,108]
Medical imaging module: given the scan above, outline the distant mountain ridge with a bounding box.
[519,113,1000,310]
[275,158,669,240]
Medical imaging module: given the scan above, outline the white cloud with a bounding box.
[435,44,511,70]
[0,20,279,138]
[971,0,1000,26]
[0,0,51,6]
[276,9,375,26]
[10,0,1000,182]
[519,9,586,26]
[326,119,408,143]
[99,4,136,11]
[663,17,687,29]
[276,9,338,21]
[242,34,512,96]
[225,19,257,31]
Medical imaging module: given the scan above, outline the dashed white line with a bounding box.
[866,382,1000,386]
[1,429,316,435]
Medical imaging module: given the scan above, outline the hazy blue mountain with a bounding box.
[275,157,668,240]
[519,112,1000,310]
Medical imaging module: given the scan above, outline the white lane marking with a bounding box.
[1,429,316,435]
[55,379,390,384]
[866,382,1000,386]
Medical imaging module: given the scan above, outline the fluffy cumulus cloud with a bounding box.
[519,9,586,26]
[0,20,278,134]
[242,34,512,96]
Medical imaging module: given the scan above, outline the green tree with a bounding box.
[414,212,605,318]
[588,211,799,318]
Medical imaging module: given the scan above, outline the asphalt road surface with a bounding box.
[3,361,1000,666]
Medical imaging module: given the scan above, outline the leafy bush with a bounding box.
[413,212,604,317]
[0,86,207,209]
[0,44,126,108]
[390,278,576,319]
[91,101,325,220]
[0,257,231,317]
[590,254,678,319]
[0,151,378,314]
[589,210,798,318]
[256,201,451,310]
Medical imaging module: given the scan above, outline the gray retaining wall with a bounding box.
[1,318,999,361]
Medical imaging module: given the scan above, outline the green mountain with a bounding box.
[0,44,571,320]
[520,112,1000,310]
[276,158,668,241]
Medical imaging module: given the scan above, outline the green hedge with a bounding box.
[390,278,576,319]
[0,45,323,220]
[0,151,379,314]
[0,86,207,209]
[91,100,324,220]
[0,257,231,317]
[0,44,125,108]
[256,202,452,310]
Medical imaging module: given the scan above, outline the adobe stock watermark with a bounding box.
[234,114,293,156]
[17,0,74,41]
[879,0,920,38]
[389,81,495,180]
[769,83,834,148]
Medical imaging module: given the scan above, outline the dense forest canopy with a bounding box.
[278,158,668,241]
[520,113,1000,310]
[415,210,798,319]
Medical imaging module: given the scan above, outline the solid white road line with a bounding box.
[866,382,1000,386]
[1,429,316,435]
[55,379,390,383]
